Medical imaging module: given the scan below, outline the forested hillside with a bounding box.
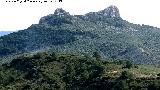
[1,6,160,65]
[0,51,160,90]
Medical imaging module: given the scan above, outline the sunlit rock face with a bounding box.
[54,8,70,17]
[39,8,72,25]
[100,5,120,18]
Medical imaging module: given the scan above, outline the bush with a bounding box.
[123,61,133,69]
[93,52,101,61]
[119,71,134,80]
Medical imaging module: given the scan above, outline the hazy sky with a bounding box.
[0,0,160,31]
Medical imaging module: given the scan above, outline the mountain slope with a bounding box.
[1,6,160,65]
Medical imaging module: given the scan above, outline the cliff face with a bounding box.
[101,5,120,18]
[39,8,72,25]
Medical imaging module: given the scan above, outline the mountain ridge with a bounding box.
[1,5,160,65]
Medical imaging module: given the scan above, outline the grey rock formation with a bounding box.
[39,8,71,25]
[99,5,120,18]
[54,8,70,17]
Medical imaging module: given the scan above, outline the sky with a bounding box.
[0,0,160,31]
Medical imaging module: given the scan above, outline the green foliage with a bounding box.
[93,51,102,61]
[0,52,106,89]
[0,51,160,89]
[1,7,160,66]
[119,71,134,80]
[112,80,129,90]
[1,6,160,90]
[124,61,133,69]
[157,73,160,79]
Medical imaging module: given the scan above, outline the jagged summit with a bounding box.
[99,5,120,18]
[75,5,122,27]
[39,8,72,25]
[39,6,121,25]
[53,6,120,18]
[83,5,121,18]
[54,8,70,16]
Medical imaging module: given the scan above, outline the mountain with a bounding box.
[1,5,160,65]
[0,31,13,36]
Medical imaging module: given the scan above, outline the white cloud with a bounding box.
[0,0,160,31]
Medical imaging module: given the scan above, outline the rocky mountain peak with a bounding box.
[39,8,72,25]
[54,8,70,16]
[100,5,120,18]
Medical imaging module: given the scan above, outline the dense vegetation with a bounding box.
[0,51,160,90]
[1,5,160,90]
[1,6,160,66]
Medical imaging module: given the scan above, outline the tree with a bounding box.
[33,52,49,59]
[93,52,101,61]
[124,61,133,69]
[47,52,57,62]
[119,71,134,80]
[112,79,129,90]
[157,73,160,79]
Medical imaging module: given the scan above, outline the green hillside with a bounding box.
[0,51,160,90]
[1,6,160,65]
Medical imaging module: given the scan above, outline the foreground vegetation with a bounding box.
[0,51,160,90]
